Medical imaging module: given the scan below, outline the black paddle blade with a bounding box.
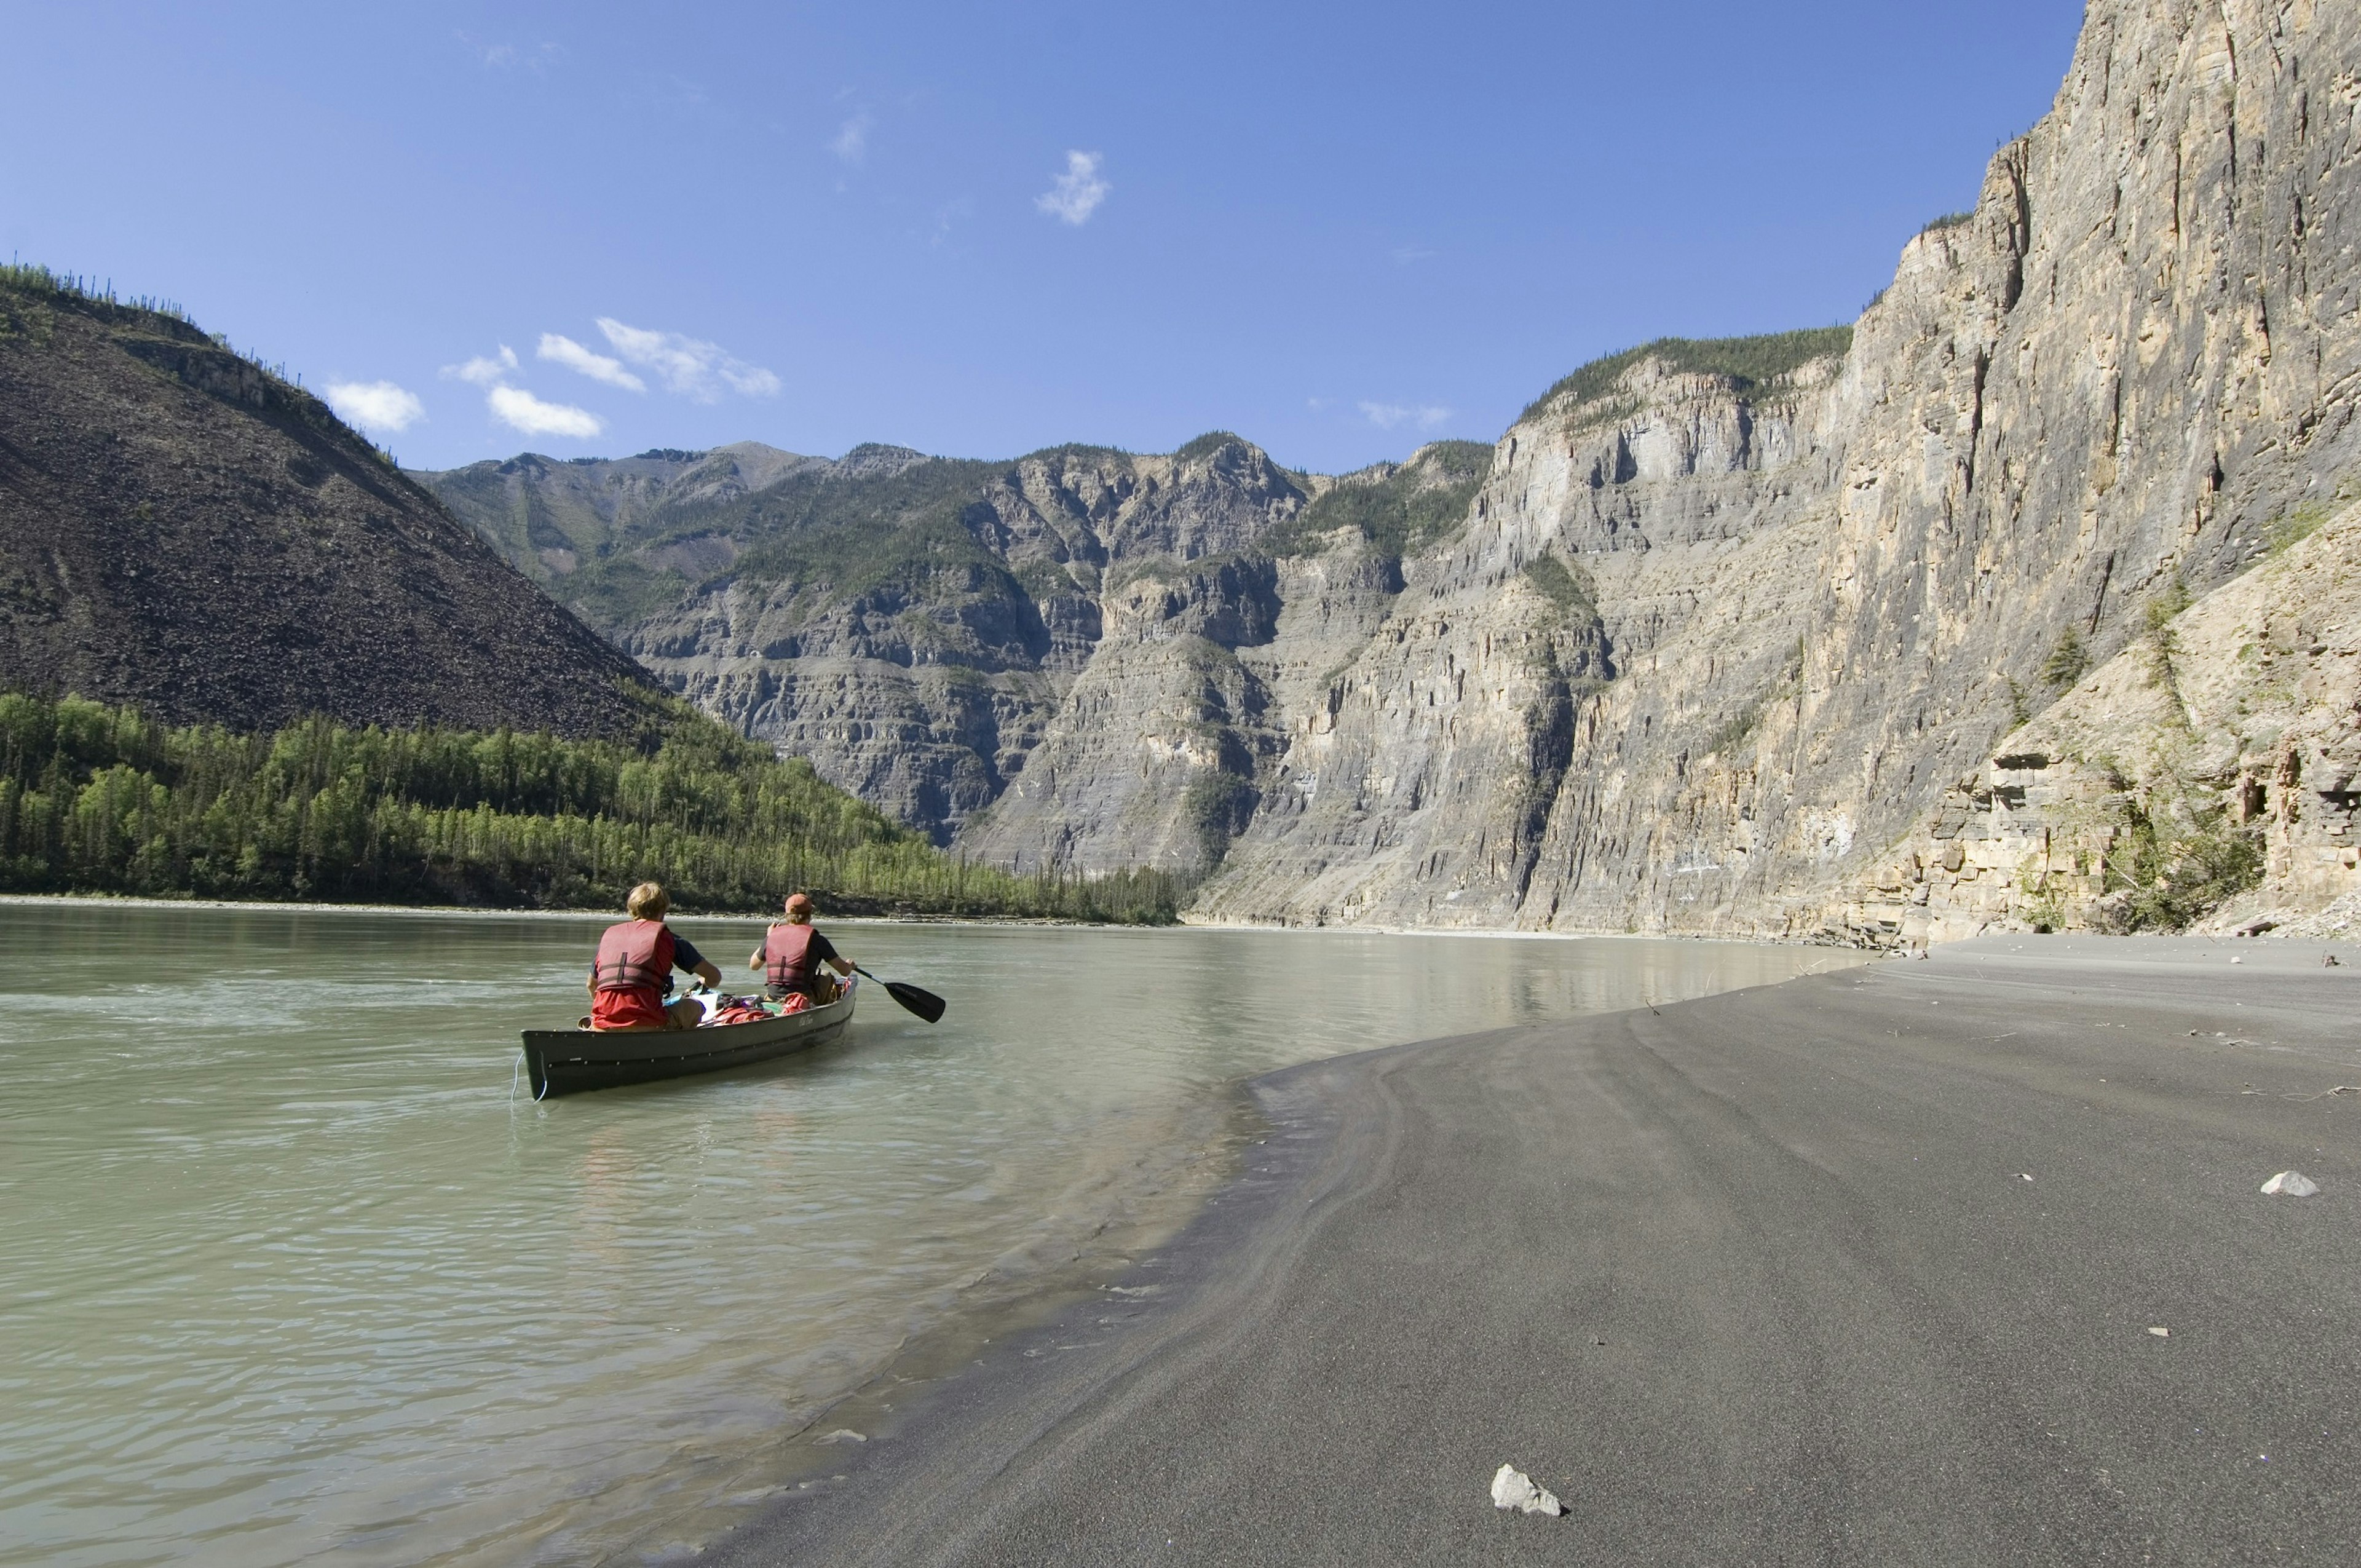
[883,980,946,1023]
[855,966,946,1023]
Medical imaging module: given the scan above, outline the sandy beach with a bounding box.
[714,935,2361,1566]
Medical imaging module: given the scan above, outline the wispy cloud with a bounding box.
[442,346,518,386]
[829,111,873,164]
[465,35,558,71]
[488,386,603,439]
[1035,150,1110,226]
[539,333,645,392]
[325,381,425,433]
[660,73,717,117]
[931,196,975,247]
[1391,246,1436,266]
[435,340,609,439]
[1360,401,1453,432]
[596,318,780,401]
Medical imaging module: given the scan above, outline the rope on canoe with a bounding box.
[512,1050,550,1103]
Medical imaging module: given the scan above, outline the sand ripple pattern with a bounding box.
[0,906,1843,1565]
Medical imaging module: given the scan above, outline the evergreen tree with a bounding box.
[0,693,1184,922]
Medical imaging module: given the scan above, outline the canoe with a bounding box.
[519,982,857,1099]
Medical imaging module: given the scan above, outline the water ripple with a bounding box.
[0,904,1852,1566]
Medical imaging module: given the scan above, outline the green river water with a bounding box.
[0,901,1858,1566]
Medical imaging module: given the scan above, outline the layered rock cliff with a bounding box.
[1831,486,2361,946]
[428,0,2361,940]
[0,272,654,736]
[1198,0,2361,936]
[422,435,1487,859]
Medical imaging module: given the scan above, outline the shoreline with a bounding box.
[709,934,2361,1566]
[9,905,1836,1568]
[0,891,1117,929]
[1173,912,1801,943]
[1,890,1836,947]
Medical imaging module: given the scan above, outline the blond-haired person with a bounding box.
[588,882,722,1031]
[749,892,854,1005]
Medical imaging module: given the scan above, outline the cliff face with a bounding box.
[0,277,654,736]
[959,441,1489,874]
[1832,488,2361,946]
[421,437,1339,849]
[426,0,2361,938]
[1198,0,2361,935]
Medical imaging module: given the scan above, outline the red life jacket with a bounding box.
[764,922,818,991]
[593,920,676,994]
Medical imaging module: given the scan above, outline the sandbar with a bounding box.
[715,935,2361,1565]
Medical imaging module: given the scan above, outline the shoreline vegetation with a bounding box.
[0,691,1189,923]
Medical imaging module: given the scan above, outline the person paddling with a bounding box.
[749,892,854,1005]
[588,882,721,1031]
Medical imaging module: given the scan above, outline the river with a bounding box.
[0,901,1859,1566]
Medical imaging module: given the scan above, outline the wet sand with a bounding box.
[713,935,2361,1566]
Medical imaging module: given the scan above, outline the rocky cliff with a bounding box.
[1196,0,2361,936]
[429,0,2361,941]
[0,271,654,736]
[1832,485,2361,946]
[421,435,1488,859]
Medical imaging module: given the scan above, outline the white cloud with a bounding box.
[1391,246,1436,266]
[596,317,780,402]
[443,346,518,386]
[472,38,558,71]
[830,112,873,164]
[1360,401,1453,432]
[488,386,603,438]
[931,196,975,247]
[538,332,645,391]
[324,380,426,433]
[1035,150,1110,226]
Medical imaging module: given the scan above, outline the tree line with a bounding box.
[0,692,1188,922]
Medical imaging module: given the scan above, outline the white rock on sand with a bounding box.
[1490,1464,1562,1516]
[2261,1171,2321,1197]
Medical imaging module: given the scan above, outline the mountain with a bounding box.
[0,269,654,736]
[419,435,1453,855]
[1201,0,2361,938]
[429,0,2361,940]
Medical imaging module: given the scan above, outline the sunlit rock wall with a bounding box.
[1199,0,2361,935]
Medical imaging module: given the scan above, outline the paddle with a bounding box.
[851,964,946,1023]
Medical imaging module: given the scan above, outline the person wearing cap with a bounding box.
[749,892,854,1005]
[587,882,722,1031]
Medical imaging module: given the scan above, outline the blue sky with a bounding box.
[3,1,2085,475]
